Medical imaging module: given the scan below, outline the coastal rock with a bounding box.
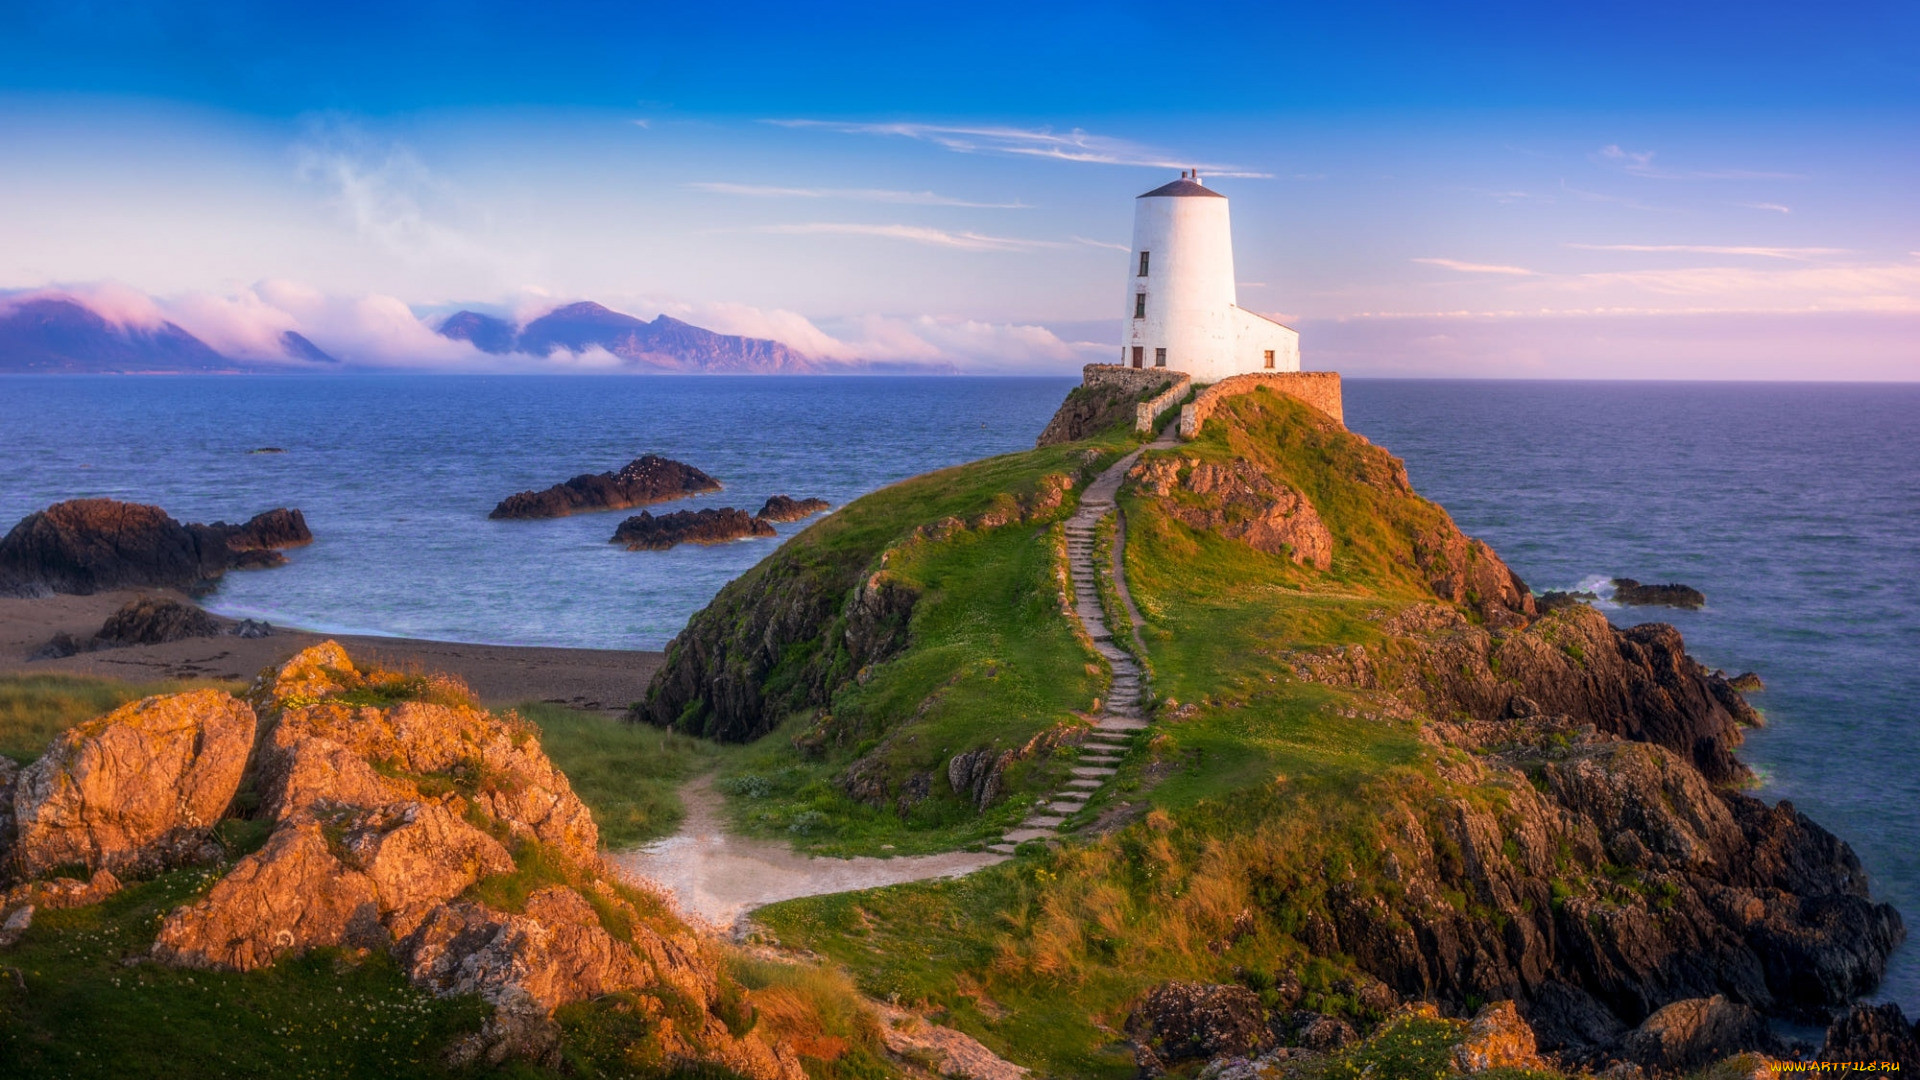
[1130,456,1334,569]
[1613,578,1707,610]
[1126,981,1272,1062]
[756,495,831,523]
[490,455,720,520]
[1823,1003,1920,1069]
[1537,590,1598,613]
[152,821,385,970]
[1413,527,1536,629]
[612,507,776,551]
[1724,671,1765,693]
[11,688,256,879]
[92,595,223,647]
[0,499,309,596]
[1452,1001,1546,1073]
[1036,379,1171,446]
[1623,995,1778,1070]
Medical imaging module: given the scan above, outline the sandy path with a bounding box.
[611,774,1005,929]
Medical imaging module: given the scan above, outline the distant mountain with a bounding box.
[439,301,819,373]
[0,298,236,374]
[437,310,516,355]
[278,330,340,365]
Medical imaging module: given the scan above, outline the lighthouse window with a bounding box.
[1264,350,1276,369]
[1134,293,1147,319]
[1138,251,1150,277]
[1155,348,1167,367]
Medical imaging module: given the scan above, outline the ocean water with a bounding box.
[1,374,1914,1009]
[1344,380,1920,1012]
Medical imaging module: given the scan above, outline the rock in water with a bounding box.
[92,596,223,647]
[0,499,309,596]
[1624,995,1780,1070]
[611,508,776,550]
[755,495,831,522]
[1824,1003,1920,1068]
[1612,577,1707,609]
[10,688,256,878]
[490,455,721,519]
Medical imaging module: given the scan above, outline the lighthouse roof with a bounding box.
[1137,177,1226,199]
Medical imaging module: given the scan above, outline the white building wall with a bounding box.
[1119,178,1301,383]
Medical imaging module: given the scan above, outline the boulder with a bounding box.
[341,801,514,933]
[490,455,720,519]
[11,688,256,878]
[1127,981,1272,1062]
[152,821,385,971]
[1452,1001,1545,1073]
[611,507,776,551]
[755,495,831,523]
[92,595,223,647]
[1624,995,1778,1071]
[0,499,309,596]
[1823,1003,1920,1069]
[1612,578,1706,610]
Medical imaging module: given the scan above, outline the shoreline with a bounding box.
[0,588,663,714]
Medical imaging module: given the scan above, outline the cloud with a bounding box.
[1741,202,1793,214]
[1596,144,1801,181]
[1072,236,1130,252]
[7,281,170,328]
[688,181,1028,208]
[1566,244,1848,260]
[1412,257,1537,276]
[767,119,1271,178]
[755,222,1064,252]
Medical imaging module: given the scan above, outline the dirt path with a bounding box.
[609,774,1004,930]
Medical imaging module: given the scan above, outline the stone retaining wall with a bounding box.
[1080,364,1193,434]
[1178,371,1343,438]
[1135,374,1192,433]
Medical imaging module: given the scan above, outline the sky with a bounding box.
[0,0,1916,377]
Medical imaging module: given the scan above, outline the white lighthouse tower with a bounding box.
[1121,172,1299,382]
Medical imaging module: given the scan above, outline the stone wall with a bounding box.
[1178,371,1344,438]
[1135,374,1193,433]
[1081,363,1179,395]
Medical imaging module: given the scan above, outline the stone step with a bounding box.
[1065,778,1103,790]
[987,843,1018,855]
[1084,731,1132,744]
[1071,765,1118,778]
[1022,814,1066,828]
[1047,800,1088,814]
[1095,717,1149,731]
[1001,828,1053,844]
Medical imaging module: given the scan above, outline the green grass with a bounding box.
[0,673,242,764]
[0,865,492,1079]
[514,702,728,848]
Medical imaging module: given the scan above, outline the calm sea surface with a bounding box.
[3,375,1915,1008]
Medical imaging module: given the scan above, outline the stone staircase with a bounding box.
[988,440,1161,855]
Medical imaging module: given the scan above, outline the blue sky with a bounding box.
[1,0,1915,376]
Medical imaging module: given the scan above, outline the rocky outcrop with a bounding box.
[1127,981,1272,1063]
[93,595,224,647]
[612,507,776,550]
[490,455,720,519]
[1130,455,1334,569]
[131,643,802,1075]
[1453,1001,1546,1073]
[1823,1003,1920,1069]
[756,495,831,523]
[1613,578,1707,610]
[1413,527,1536,630]
[0,500,309,596]
[10,688,255,879]
[1037,378,1175,446]
[1624,996,1779,1071]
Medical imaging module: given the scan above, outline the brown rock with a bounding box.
[491,455,720,520]
[1130,456,1334,569]
[92,595,223,647]
[12,688,256,878]
[612,507,776,550]
[1823,1003,1920,1069]
[0,498,308,597]
[1612,578,1706,610]
[1452,1001,1545,1073]
[343,801,513,932]
[1624,995,1779,1070]
[152,822,384,971]
[1126,981,1272,1062]
[756,495,831,523]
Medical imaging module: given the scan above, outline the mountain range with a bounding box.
[0,295,852,374]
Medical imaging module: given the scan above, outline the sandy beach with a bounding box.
[0,589,664,713]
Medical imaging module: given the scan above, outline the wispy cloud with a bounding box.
[1741,202,1793,214]
[766,119,1271,178]
[1596,144,1801,181]
[755,222,1062,252]
[1071,235,1130,252]
[1412,257,1537,276]
[1567,243,1849,260]
[689,181,1029,208]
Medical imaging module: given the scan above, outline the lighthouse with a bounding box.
[1121,172,1299,382]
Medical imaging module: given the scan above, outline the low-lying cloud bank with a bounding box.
[0,282,1104,373]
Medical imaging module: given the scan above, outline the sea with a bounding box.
[2,375,1915,1010]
